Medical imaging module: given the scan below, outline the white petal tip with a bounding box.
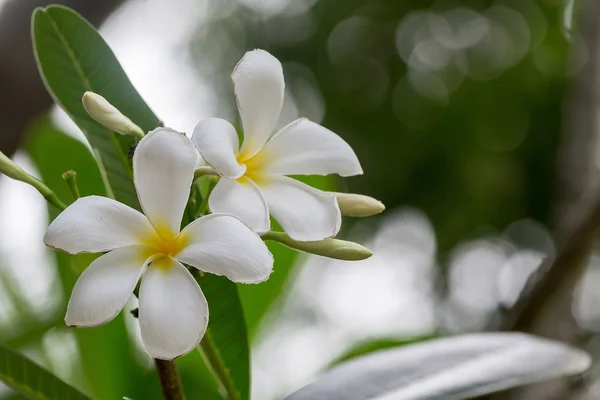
[235,249,275,284]
[43,231,76,254]
[64,315,110,329]
[65,312,86,328]
[64,318,88,329]
[339,164,363,177]
[145,334,205,361]
[42,233,52,248]
[347,168,364,177]
[263,178,342,242]
[147,352,180,361]
[231,49,285,156]
[139,261,209,361]
[235,269,273,285]
[192,118,246,179]
[44,241,72,254]
[233,49,282,75]
[144,332,204,359]
[261,118,364,177]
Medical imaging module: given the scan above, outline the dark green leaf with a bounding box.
[0,342,91,400]
[26,123,149,400]
[238,175,334,339]
[32,5,160,208]
[193,273,249,400]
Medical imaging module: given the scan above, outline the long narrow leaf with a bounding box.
[284,333,591,400]
[0,343,91,400]
[193,263,250,400]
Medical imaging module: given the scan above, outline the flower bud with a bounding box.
[82,91,144,137]
[332,192,385,217]
[262,231,372,261]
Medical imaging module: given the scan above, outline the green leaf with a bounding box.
[237,242,297,340]
[184,183,251,400]
[32,6,252,397]
[31,5,160,209]
[26,123,149,400]
[0,342,91,400]
[238,175,334,339]
[193,273,249,400]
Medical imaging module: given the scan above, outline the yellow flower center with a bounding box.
[236,148,270,184]
[140,223,189,268]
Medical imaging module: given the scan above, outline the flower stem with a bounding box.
[195,178,217,218]
[0,151,66,211]
[40,188,67,211]
[194,166,219,180]
[154,359,186,400]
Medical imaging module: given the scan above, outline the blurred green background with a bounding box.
[1,0,597,399]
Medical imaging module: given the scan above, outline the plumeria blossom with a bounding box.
[192,49,363,242]
[44,128,273,360]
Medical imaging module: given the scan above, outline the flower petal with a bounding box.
[261,118,363,177]
[139,259,208,360]
[259,176,341,241]
[192,118,246,179]
[208,177,270,234]
[65,245,150,327]
[233,49,285,158]
[44,196,154,254]
[177,214,273,283]
[133,128,197,235]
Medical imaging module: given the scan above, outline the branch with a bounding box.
[501,191,600,332]
[501,0,600,345]
[154,359,186,400]
[491,0,600,398]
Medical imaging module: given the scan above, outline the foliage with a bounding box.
[0,342,91,400]
[0,1,592,400]
[285,333,590,400]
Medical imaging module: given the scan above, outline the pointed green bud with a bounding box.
[262,231,373,261]
[0,151,65,210]
[332,192,385,217]
[62,170,80,199]
[82,91,144,138]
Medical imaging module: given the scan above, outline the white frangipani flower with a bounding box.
[192,49,363,242]
[44,128,273,360]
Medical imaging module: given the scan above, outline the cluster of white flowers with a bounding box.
[41,50,381,360]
